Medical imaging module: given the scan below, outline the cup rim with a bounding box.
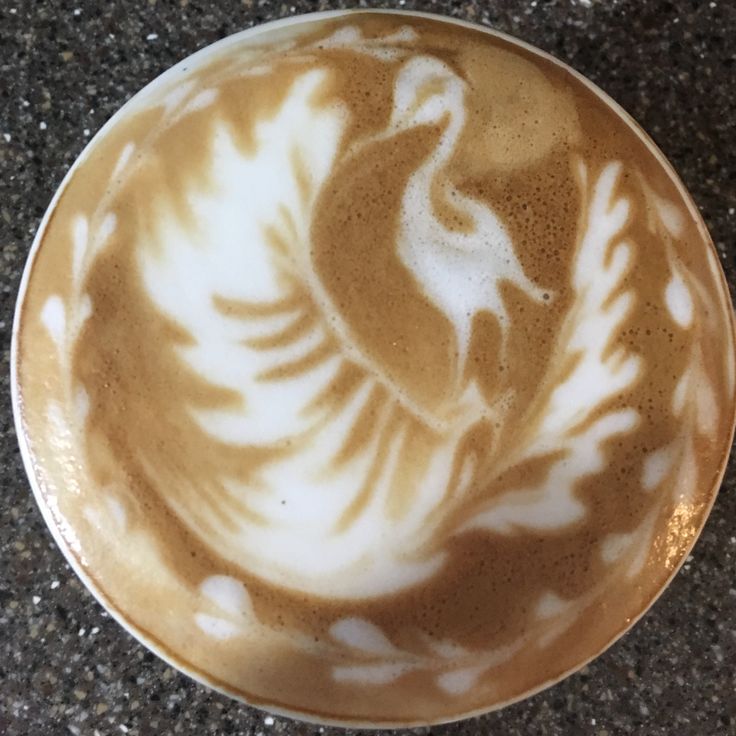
[11,8,736,728]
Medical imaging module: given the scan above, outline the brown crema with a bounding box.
[14,12,736,726]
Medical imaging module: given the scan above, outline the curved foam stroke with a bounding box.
[136,54,639,597]
[464,162,642,534]
[141,70,346,447]
[137,65,484,597]
[393,56,547,381]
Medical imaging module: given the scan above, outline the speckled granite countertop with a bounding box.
[1,1,735,734]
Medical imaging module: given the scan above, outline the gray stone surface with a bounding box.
[1,1,735,734]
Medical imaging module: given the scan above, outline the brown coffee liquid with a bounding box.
[15,12,735,724]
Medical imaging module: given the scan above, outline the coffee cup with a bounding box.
[12,10,735,727]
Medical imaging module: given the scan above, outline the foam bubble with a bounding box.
[40,295,65,349]
[200,575,253,619]
[436,665,486,695]
[194,613,242,640]
[664,273,693,328]
[534,591,570,620]
[641,445,674,491]
[329,618,398,656]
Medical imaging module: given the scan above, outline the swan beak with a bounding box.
[415,77,450,108]
[391,76,452,130]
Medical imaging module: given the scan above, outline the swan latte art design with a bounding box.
[14,12,736,726]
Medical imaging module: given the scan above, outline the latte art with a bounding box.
[138,49,559,598]
[14,12,735,725]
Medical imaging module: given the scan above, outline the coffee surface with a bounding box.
[15,12,735,724]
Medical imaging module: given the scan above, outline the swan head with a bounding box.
[390,56,466,132]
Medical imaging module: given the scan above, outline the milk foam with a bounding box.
[15,12,735,723]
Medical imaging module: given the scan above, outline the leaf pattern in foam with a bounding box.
[464,161,642,533]
[134,68,463,597]
[329,617,400,657]
[138,69,346,447]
